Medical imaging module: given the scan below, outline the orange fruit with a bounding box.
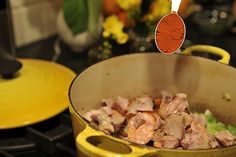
[102,0,122,16]
[118,11,135,28]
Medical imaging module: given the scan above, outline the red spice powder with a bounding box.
[156,13,185,54]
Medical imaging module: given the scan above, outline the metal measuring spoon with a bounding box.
[155,0,186,55]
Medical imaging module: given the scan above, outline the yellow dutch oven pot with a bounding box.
[68,45,236,157]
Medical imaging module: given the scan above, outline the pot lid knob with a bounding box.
[0,58,23,79]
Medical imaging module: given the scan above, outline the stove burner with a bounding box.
[0,111,77,157]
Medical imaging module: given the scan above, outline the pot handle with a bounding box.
[181,45,230,65]
[76,125,157,157]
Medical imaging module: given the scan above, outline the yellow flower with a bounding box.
[143,0,170,22]
[102,31,110,38]
[102,15,129,44]
[116,33,129,44]
[110,24,123,35]
[117,0,141,11]
[102,15,124,37]
[103,15,121,30]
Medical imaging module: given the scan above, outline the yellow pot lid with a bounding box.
[0,58,76,129]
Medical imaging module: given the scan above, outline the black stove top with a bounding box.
[0,110,77,157]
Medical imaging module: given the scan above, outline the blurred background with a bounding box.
[0,0,236,73]
[0,0,236,156]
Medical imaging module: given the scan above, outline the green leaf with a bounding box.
[63,0,88,35]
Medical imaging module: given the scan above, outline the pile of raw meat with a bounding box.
[84,91,236,149]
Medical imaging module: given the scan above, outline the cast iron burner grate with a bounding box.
[0,110,77,157]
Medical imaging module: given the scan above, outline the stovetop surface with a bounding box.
[0,111,76,157]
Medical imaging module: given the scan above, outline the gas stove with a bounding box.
[0,110,77,157]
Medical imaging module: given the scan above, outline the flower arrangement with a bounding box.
[102,15,129,45]
[88,0,191,61]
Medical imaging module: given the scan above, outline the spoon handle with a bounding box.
[171,0,182,13]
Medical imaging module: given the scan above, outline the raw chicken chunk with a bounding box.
[158,92,188,119]
[214,131,235,147]
[181,121,211,149]
[128,96,154,114]
[127,112,156,144]
[163,114,185,139]
[191,113,206,127]
[154,136,179,149]
[84,106,114,134]
[113,96,129,114]
[111,110,126,131]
